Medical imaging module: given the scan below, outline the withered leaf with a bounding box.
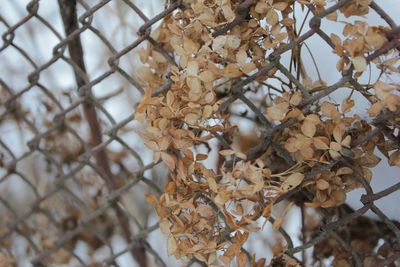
[282,172,304,191]
[161,152,175,170]
[301,121,316,138]
[167,235,177,255]
[313,136,330,150]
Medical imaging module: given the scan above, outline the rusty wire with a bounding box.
[0,0,399,266]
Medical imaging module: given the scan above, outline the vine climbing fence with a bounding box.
[0,0,400,266]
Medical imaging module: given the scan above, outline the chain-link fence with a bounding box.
[0,0,399,266]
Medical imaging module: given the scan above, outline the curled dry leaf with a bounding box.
[388,150,400,167]
[267,106,285,121]
[313,136,330,150]
[161,152,176,170]
[341,98,355,113]
[167,235,178,256]
[282,172,304,191]
[351,56,367,72]
[316,179,330,190]
[219,149,235,156]
[301,120,316,138]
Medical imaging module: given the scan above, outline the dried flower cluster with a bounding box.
[136,0,400,265]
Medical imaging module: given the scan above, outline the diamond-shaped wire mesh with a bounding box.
[0,0,399,266]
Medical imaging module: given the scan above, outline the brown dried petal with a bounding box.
[313,136,330,150]
[351,56,367,72]
[199,70,215,83]
[282,172,304,191]
[316,179,330,190]
[301,121,316,138]
[389,150,400,167]
[289,92,303,106]
[184,113,200,125]
[273,2,289,11]
[267,106,286,121]
[167,235,178,255]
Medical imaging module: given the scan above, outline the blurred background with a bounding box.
[0,0,399,266]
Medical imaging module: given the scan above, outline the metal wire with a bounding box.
[0,0,399,266]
